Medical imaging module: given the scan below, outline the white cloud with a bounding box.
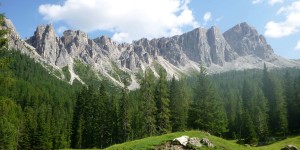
[203,12,211,24]
[252,0,262,4]
[252,0,284,5]
[269,0,284,5]
[265,1,300,38]
[295,40,300,50]
[39,0,198,43]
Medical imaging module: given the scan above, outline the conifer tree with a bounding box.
[97,84,110,148]
[0,97,22,150]
[169,76,189,132]
[223,89,239,139]
[291,76,300,131]
[188,65,227,135]
[110,94,119,144]
[241,80,268,142]
[241,110,257,144]
[119,85,131,142]
[71,87,87,148]
[284,71,300,132]
[155,69,171,134]
[140,69,157,137]
[19,107,36,150]
[254,89,269,141]
[262,64,288,135]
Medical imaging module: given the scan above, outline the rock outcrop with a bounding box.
[169,136,214,149]
[281,145,299,150]
[188,137,202,148]
[200,138,214,148]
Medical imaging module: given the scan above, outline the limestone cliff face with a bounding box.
[26,24,235,71]
[223,22,274,59]
[3,18,300,88]
[120,26,237,69]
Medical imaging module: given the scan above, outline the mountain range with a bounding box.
[3,18,300,89]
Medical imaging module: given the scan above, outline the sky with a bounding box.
[1,0,300,59]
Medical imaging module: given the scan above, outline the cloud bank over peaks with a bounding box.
[39,0,199,43]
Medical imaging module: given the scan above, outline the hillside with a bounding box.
[105,131,300,150]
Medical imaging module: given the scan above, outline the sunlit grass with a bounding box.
[105,131,300,150]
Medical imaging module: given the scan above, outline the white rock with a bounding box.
[173,136,189,146]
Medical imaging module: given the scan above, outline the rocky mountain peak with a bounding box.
[223,22,273,58]
[206,26,237,65]
[26,24,59,64]
[97,35,111,44]
[189,27,208,40]
[30,24,56,47]
[2,18,38,56]
[208,26,219,32]
[63,30,88,47]
[2,18,45,68]
[231,22,257,35]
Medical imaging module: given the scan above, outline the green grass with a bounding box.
[105,131,300,150]
[62,66,71,81]
[109,61,131,86]
[153,61,165,74]
[73,59,102,86]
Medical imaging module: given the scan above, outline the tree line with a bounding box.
[70,63,300,148]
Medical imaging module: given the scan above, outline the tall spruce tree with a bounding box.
[241,80,257,143]
[188,65,227,135]
[169,76,189,132]
[223,89,239,139]
[241,80,268,142]
[33,104,52,150]
[71,87,87,148]
[119,85,131,142]
[140,69,157,137]
[262,64,288,135]
[284,71,300,132]
[0,97,22,150]
[155,69,171,134]
[97,83,112,148]
[290,76,300,131]
[254,89,269,142]
[71,85,108,148]
[241,110,257,144]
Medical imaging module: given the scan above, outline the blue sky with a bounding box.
[1,0,300,59]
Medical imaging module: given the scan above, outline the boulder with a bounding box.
[188,137,202,147]
[201,138,214,148]
[281,145,299,150]
[172,136,189,146]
